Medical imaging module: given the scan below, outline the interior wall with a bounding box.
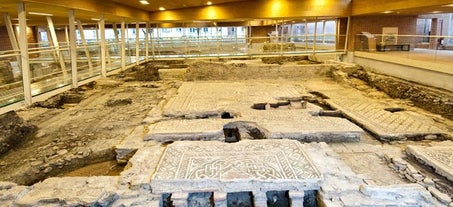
[348,15,418,51]
[0,26,12,51]
[250,25,275,43]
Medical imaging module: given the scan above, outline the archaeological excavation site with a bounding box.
[1,0,453,207]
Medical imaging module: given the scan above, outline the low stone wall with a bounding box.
[0,111,36,155]
[332,64,453,120]
[184,61,333,81]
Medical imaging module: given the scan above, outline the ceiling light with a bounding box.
[207,1,213,5]
[139,0,149,5]
[28,12,53,16]
[381,11,393,14]
[443,4,453,7]
[91,18,100,21]
[431,11,441,13]
[159,7,166,11]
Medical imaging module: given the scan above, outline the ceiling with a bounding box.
[0,0,452,26]
[111,0,250,12]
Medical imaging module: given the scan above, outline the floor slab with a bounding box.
[305,80,446,140]
[406,142,453,182]
[151,139,322,193]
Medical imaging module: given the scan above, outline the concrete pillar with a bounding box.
[135,22,140,65]
[289,191,305,207]
[69,9,77,88]
[171,193,188,207]
[121,19,126,70]
[99,16,106,77]
[214,192,227,207]
[17,2,32,105]
[430,18,438,49]
[253,191,267,207]
[145,22,150,61]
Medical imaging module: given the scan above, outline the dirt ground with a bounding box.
[0,71,179,185]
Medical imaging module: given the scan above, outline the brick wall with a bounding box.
[0,26,13,51]
[251,26,274,43]
[348,15,418,51]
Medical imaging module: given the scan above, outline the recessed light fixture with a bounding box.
[381,11,393,14]
[28,12,53,16]
[139,0,149,5]
[159,7,166,11]
[431,11,442,13]
[207,1,213,5]
[443,4,453,7]
[91,18,100,21]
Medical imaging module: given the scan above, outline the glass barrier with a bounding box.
[106,42,122,72]
[354,34,453,67]
[0,50,23,107]
[28,45,72,97]
[77,43,102,81]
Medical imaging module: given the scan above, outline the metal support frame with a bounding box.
[76,19,93,72]
[135,22,140,65]
[69,9,77,88]
[17,2,32,105]
[121,19,126,70]
[47,16,68,77]
[99,16,107,77]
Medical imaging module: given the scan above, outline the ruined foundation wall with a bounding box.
[0,111,37,155]
[184,61,333,81]
[334,65,453,120]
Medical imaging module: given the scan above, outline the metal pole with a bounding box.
[121,19,126,70]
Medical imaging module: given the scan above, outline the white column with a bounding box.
[17,2,32,105]
[135,22,140,65]
[121,19,126,70]
[69,10,77,88]
[76,19,93,72]
[313,18,318,54]
[145,22,149,61]
[99,16,106,77]
[47,16,68,77]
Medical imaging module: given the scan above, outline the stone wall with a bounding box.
[184,61,332,81]
[0,111,37,155]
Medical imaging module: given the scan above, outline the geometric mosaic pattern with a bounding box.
[305,81,446,140]
[151,140,322,193]
[407,145,453,182]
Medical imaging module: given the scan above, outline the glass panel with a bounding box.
[0,50,23,107]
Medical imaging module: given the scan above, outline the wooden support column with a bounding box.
[17,2,32,105]
[313,17,318,54]
[47,16,68,77]
[121,19,126,70]
[135,22,140,65]
[69,9,77,88]
[76,20,93,73]
[99,16,106,77]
